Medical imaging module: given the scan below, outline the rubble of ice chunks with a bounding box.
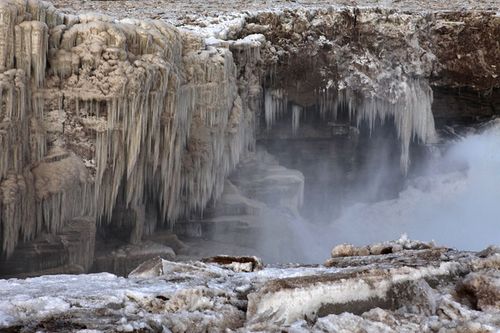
[122,287,246,333]
[457,270,500,312]
[245,251,499,332]
[329,234,436,258]
[130,255,263,280]
[280,304,499,333]
[0,239,498,332]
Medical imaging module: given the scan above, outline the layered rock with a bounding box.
[242,8,499,172]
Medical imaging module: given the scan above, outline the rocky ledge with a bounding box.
[0,237,498,332]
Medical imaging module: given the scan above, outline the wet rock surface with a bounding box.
[0,238,498,332]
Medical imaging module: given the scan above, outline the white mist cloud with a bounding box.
[329,120,500,253]
[254,120,500,264]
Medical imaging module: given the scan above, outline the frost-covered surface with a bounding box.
[51,0,500,21]
[0,240,499,332]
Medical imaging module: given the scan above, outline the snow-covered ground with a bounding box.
[51,0,500,22]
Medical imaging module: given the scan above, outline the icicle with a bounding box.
[318,85,337,120]
[0,1,17,72]
[15,21,48,88]
[352,79,437,174]
[264,89,273,130]
[264,88,288,130]
[291,104,302,136]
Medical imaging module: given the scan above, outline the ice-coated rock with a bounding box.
[457,270,500,312]
[329,235,436,259]
[0,0,258,267]
[1,0,499,277]
[331,243,370,257]
[202,255,264,272]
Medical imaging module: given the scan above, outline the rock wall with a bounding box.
[0,0,256,261]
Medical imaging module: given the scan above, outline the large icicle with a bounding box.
[291,104,302,136]
[264,89,287,130]
[340,79,437,174]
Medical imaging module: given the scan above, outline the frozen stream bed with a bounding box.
[0,237,499,332]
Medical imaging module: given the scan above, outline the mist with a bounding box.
[255,120,500,264]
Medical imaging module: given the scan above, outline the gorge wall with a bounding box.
[0,0,499,275]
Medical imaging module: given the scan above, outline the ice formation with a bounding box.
[264,89,287,130]
[0,0,498,273]
[264,79,437,172]
[0,0,257,258]
[340,79,437,173]
[291,104,302,136]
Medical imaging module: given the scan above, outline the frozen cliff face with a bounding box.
[0,0,257,260]
[52,0,500,176]
[0,239,498,332]
[243,8,498,173]
[0,0,499,275]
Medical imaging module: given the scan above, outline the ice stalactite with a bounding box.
[0,68,38,256]
[318,85,337,121]
[0,70,28,179]
[33,151,94,235]
[0,2,17,72]
[291,104,301,136]
[180,46,250,219]
[340,79,437,174]
[0,171,37,257]
[262,77,435,173]
[0,0,62,256]
[264,89,287,130]
[15,21,48,88]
